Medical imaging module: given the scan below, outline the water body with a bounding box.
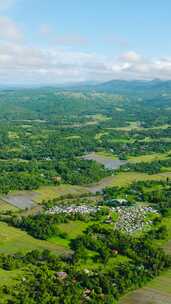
[83,152,126,170]
[83,152,127,194]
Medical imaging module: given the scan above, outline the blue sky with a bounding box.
[0,0,171,84]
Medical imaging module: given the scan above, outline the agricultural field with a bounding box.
[0,200,18,212]
[0,268,24,287]
[49,221,92,249]
[119,269,171,304]
[128,152,170,163]
[5,165,171,209]
[0,222,68,255]
[93,151,118,159]
[35,185,88,202]
[57,221,91,239]
[93,171,171,189]
[106,121,141,131]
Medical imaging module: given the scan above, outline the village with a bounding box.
[113,205,159,233]
[46,200,159,234]
[46,204,101,215]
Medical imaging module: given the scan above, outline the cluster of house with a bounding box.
[47,204,100,215]
[113,206,159,234]
[46,198,159,235]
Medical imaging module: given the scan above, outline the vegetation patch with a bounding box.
[128,152,169,163]
[0,200,18,212]
[0,222,68,255]
[35,185,88,203]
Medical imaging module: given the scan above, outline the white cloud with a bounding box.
[0,6,171,84]
[111,52,171,80]
[1,41,171,84]
[0,42,105,83]
[0,16,23,42]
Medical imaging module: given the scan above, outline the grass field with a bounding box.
[147,269,171,294]
[0,200,18,212]
[2,171,171,209]
[128,152,170,163]
[49,221,92,249]
[109,171,171,187]
[106,121,141,131]
[94,151,118,159]
[34,185,88,203]
[140,137,171,143]
[0,184,88,209]
[86,171,171,193]
[49,236,70,248]
[108,123,171,132]
[119,269,171,304]
[87,148,171,165]
[58,221,90,239]
[110,138,134,143]
[95,132,109,140]
[65,135,81,139]
[91,114,111,122]
[0,222,69,255]
[0,268,23,287]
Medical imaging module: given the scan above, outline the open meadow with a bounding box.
[0,222,69,255]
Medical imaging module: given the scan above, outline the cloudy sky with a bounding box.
[0,0,171,85]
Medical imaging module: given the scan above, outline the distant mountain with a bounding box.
[65,79,171,95]
[94,79,171,93]
[2,79,171,95]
